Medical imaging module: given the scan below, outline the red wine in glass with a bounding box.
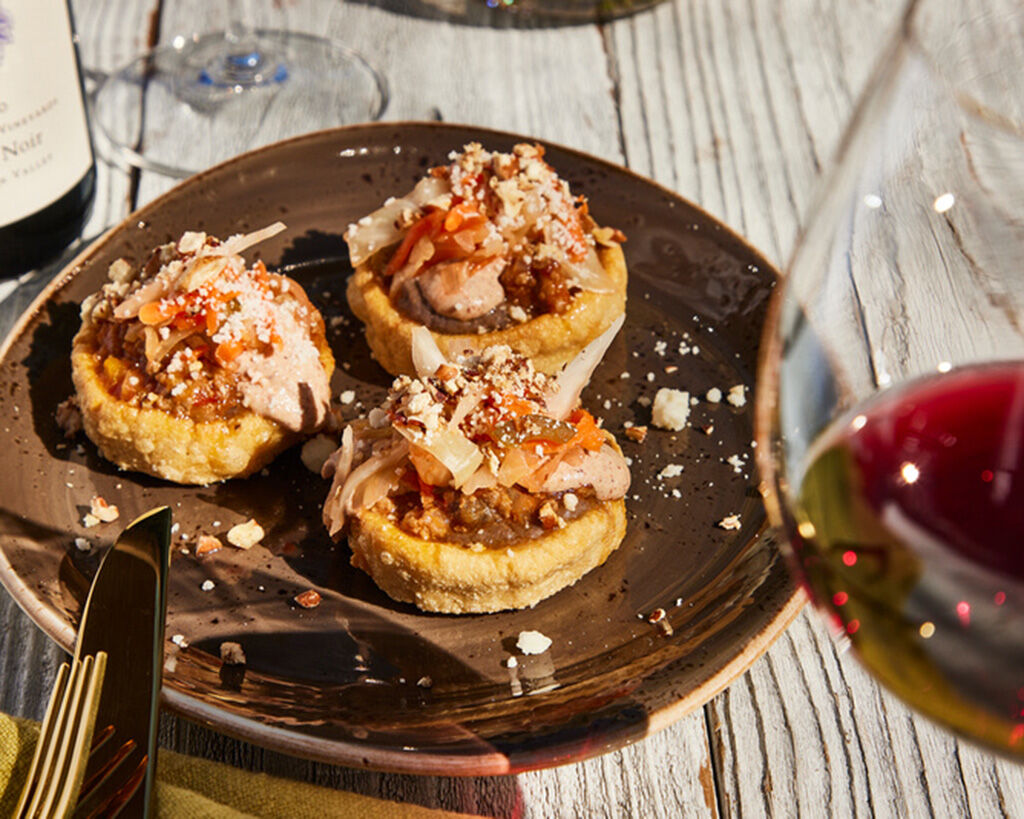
[784,361,1024,755]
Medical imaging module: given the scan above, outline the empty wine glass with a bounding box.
[755,0,1024,757]
[91,2,387,178]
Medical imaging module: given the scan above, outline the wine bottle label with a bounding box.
[0,0,92,228]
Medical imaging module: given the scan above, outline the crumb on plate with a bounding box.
[295,589,322,609]
[516,630,552,655]
[227,518,264,550]
[652,388,690,431]
[219,641,246,665]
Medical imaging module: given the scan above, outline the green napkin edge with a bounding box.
[1,713,481,818]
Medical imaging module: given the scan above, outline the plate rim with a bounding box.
[0,120,804,775]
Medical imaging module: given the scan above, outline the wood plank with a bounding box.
[610,0,1024,817]
[136,0,624,206]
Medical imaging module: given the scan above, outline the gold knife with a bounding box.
[74,506,171,818]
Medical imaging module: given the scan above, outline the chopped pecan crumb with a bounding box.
[537,500,564,530]
[435,363,458,381]
[195,535,223,557]
[295,589,322,609]
[624,425,648,443]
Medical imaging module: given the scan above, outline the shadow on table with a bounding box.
[349,0,662,28]
[158,713,526,818]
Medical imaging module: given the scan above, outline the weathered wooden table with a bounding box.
[3,0,1023,814]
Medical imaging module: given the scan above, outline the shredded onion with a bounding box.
[517,449,569,493]
[324,439,409,537]
[322,425,354,481]
[496,446,544,488]
[460,465,498,495]
[114,222,283,321]
[546,313,625,419]
[395,424,482,489]
[181,255,229,291]
[346,176,451,267]
[354,467,401,516]
[567,245,617,294]
[147,326,195,366]
[409,444,452,486]
[143,326,160,365]
[218,222,286,256]
[388,236,435,299]
[448,390,482,430]
[410,326,447,378]
[114,276,174,320]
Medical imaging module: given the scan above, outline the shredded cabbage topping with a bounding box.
[343,142,624,323]
[322,329,629,537]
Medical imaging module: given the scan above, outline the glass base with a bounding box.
[92,29,388,178]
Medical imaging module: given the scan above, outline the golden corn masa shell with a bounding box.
[346,495,627,614]
[70,326,335,486]
[346,242,627,376]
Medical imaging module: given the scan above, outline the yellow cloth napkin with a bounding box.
[0,713,481,818]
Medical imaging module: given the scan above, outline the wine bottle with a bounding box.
[0,0,96,277]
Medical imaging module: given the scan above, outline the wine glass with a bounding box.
[91,2,387,178]
[755,0,1024,758]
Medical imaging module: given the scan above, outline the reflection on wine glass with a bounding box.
[92,3,386,178]
[755,0,1024,758]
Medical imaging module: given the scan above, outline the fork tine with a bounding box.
[22,657,85,818]
[35,654,99,818]
[15,653,107,819]
[13,661,71,817]
[51,652,107,817]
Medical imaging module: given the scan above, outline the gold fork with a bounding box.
[14,653,107,819]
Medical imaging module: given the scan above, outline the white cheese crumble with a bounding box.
[516,630,553,655]
[657,464,685,480]
[706,387,722,403]
[652,388,691,431]
[200,579,215,591]
[727,385,747,407]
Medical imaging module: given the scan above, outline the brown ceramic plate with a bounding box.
[0,123,801,775]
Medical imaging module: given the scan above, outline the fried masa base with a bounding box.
[346,242,627,376]
[347,496,627,614]
[70,328,335,485]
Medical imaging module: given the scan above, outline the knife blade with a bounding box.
[74,506,171,818]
